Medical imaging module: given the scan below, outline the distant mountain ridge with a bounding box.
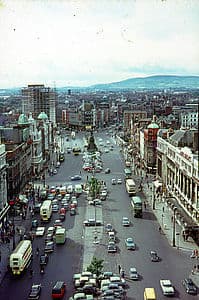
[89,75,199,90]
[0,75,199,94]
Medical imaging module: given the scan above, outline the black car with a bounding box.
[182,278,197,295]
[28,284,41,299]
[78,284,99,295]
[44,241,54,253]
[70,208,76,216]
[150,251,160,262]
[59,213,66,221]
[33,203,41,213]
[40,253,49,266]
[105,168,111,174]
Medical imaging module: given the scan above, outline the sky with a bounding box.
[0,0,199,88]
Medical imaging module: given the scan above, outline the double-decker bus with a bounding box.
[131,196,142,218]
[40,200,52,222]
[126,179,136,196]
[55,228,66,244]
[124,168,132,179]
[10,240,32,275]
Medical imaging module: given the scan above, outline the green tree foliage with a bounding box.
[86,257,104,277]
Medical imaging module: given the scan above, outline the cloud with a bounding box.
[0,0,198,87]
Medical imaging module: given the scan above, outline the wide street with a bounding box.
[0,130,197,299]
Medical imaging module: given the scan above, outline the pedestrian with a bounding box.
[162,207,165,213]
[30,268,33,277]
[158,226,161,233]
[118,264,121,274]
[144,201,146,209]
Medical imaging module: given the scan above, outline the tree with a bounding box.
[86,257,104,277]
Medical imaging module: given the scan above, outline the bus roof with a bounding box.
[126,178,135,184]
[41,200,52,208]
[56,227,66,234]
[12,240,31,254]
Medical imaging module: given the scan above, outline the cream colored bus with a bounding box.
[10,240,32,275]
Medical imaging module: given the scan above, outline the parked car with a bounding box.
[160,279,175,296]
[28,284,41,300]
[45,233,54,242]
[83,219,103,226]
[182,278,197,295]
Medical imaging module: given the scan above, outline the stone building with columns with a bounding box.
[157,128,199,224]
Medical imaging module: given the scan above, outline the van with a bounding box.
[52,281,66,299]
[144,287,156,300]
[108,231,116,242]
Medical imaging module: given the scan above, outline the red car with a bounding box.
[52,281,66,299]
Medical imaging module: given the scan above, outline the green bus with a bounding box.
[124,168,132,179]
[131,196,142,218]
[55,228,66,244]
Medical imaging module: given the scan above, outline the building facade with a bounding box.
[0,143,8,230]
[157,129,199,224]
[22,84,57,125]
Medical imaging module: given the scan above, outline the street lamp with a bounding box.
[152,183,156,210]
[161,214,164,228]
[172,207,177,247]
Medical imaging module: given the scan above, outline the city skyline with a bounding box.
[0,0,199,88]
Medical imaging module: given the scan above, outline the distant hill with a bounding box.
[89,75,199,90]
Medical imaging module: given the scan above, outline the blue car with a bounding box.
[71,175,82,181]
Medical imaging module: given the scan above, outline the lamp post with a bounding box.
[152,182,156,209]
[161,214,164,228]
[172,207,177,247]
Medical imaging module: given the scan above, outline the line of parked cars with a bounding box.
[70,271,127,299]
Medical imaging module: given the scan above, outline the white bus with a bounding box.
[10,240,32,275]
[40,200,52,222]
[126,179,136,196]
[74,184,82,196]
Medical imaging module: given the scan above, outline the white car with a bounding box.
[122,217,130,226]
[35,227,45,237]
[117,178,122,184]
[111,179,116,185]
[129,267,139,280]
[160,279,175,296]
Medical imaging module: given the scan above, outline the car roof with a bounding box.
[53,281,65,288]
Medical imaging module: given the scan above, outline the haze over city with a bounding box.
[0,0,199,88]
